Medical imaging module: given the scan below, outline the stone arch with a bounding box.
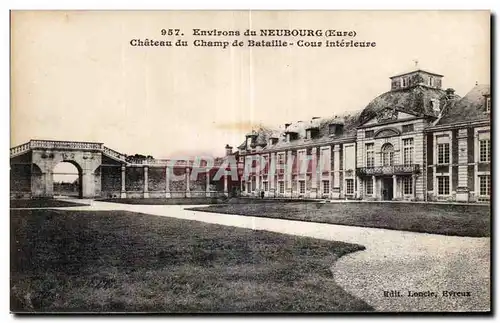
[52,160,83,198]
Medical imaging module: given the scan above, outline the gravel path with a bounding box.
[54,199,490,312]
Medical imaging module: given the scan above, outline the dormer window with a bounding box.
[486,97,491,112]
[306,128,319,139]
[270,138,278,145]
[329,123,344,136]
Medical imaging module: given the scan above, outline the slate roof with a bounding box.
[238,110,362,152]
[436,84,490,125]
[358,85,453,125]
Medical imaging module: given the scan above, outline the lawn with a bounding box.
[10,199,86,209]
[188,202,490,237]
[10,209,371,313]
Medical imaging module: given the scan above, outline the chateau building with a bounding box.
[236,68,491,202]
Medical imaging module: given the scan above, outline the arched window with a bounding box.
[381,143,394,166]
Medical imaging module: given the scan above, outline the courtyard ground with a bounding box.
[100,197,227,205]
[188,202,490,237]
[10,199,491,312]
[11,208,371,313]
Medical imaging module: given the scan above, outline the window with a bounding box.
[381,143,394,166]
[346,179,354,195]
[277,153,285,173]
[299,180,306,194]
[429,76,434,87]
[251,177,256,191]
[437,142,450,164]
[437,176,450,195]
[403,177,413,195]
[402,124,414,133]
[486,97,491,112]
[263,181,268,192]
[479,175,490,196]
[365,130,374,138]
[479,138,490,162]
[402,77,407,87]
[366,143,375,167]
[246,182,251,193]
[279,181,285,194]
[403,138,414,165]
[365,177,373,195]
[262,156,269,174]
[322,180,330,194]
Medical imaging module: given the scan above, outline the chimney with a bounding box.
[445,88,455,100]
[225,144,233,156]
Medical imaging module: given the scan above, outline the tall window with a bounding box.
[263,181,268,192]
[381,143,394,166]
[246,182,251,193]
[403,138,414,165]
[437,176,450,195]
[262,156,269,174]
[322,180,330,194]
[277,153,285,173]
[251,177,256,191]
[402,177,413,195]
[479,175,491,197]
[346,179,354,195]
[299,180,306,194]
[279,181,285,194]
[486,97,491,112]
[366,143,375,167]
[479,138,490,162]
[365,177,373,195]
[437,136,450,164]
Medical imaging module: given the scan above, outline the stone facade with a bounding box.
[237,69,491,203]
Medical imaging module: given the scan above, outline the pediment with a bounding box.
[374,127,401,139]
[361,107,419,126]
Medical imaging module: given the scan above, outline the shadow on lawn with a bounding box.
[11,209,372,313]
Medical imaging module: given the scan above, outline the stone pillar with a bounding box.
[256,156,261,193]
[185,167,191,197]
[143,166,149,198]
[270,152,276,197]
[392,175,397,200]
[120,165,126,198]
[44,170,54,198]
[286,150,293,197]
[372,175,376,199]
[81,171,95,199]
[206,168,211,197]
[412,174,417,200]
[310,147,318,198]
[224,170,229,197]
[332,145,341,198]
[165,167,171,198]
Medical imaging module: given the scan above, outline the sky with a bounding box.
[11,11,490,158]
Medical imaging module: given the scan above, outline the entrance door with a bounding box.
[382,177,393,201]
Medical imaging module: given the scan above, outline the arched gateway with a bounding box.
[10,140,235,199]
